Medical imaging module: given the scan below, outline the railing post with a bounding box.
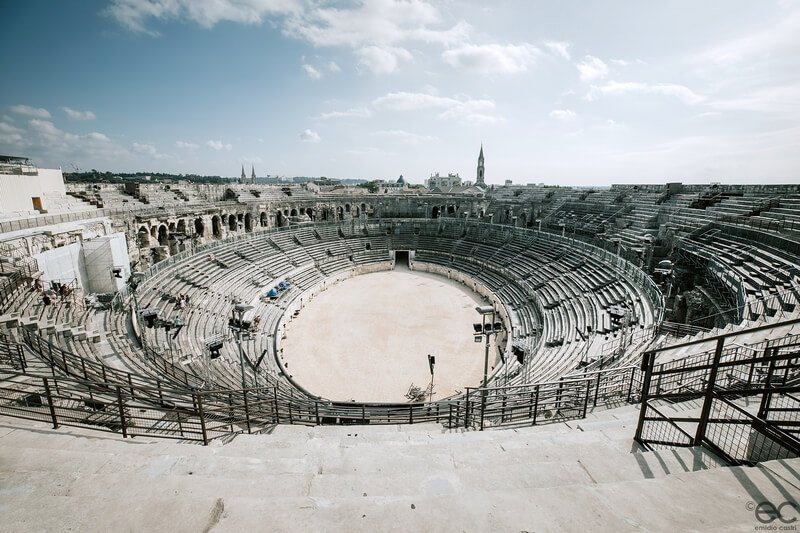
[448,403,452,428]
[196,392,208,446]
[465,388,470,428]
[42,377,59,429]
[626,367,636,402]
[532,385,540,426]
[115,385,127,439]
[583,380,591,418]
[315,401,320,425]
[757,347,778,419]
[409,404,413,424]
[243,389,252,433]
[228,393,234,432]
[693,337,726,446]
[593,374,602,407]
[480,389,486,431]
[273,387,279,423]
[634,352,655,442]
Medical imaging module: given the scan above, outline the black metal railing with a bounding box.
[0,327,642,443]
[635,318,800,464]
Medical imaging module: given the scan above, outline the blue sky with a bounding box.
[1,1,798,185]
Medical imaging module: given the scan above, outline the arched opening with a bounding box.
[337,206,344,218]
[244,213,253,232]
[353,206,360,217]
[228,214,237,231]
[305,207,314,220]
[168,221,176,233]
[260,211,268,227]
[194,217,204,236]
[212,215,222,238]
[361,203,366,213]
[276,210,285,227]
[431,206,440,219]
[137,226,150,248]
[345,203,351,213]
[518,212,527,227]
[290,208,298,217]
[177,219,186,234]
[157,225,169,246]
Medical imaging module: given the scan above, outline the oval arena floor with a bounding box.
[281,266,495,402]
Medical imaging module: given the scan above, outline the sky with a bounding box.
[1,0,798,185]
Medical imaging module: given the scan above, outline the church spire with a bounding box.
[240,164,246,184]
[476,144,485,187]
[251,164,256,185]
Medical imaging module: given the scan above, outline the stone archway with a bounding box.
[157,224,169,246]
[194,217,205,237]
[260,211,268,227]
[228,214,237,231]
[212,215,222,238]
[137,226,150,248]
[431,206,440,219]
[244,213,253,232]
[290,208,298,217]
[177,219,187,234]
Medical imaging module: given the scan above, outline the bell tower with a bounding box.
[476,144,485,187]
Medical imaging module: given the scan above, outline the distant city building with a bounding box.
[426,172,461,189]
[381,175,408,190]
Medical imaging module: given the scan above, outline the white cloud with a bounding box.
[373,129,437,144]
[284,1,468,48]
[549,109,576,120]
[16,118,127,162]
[442,43,539,74]
[133,142,168,159]
[694,10,800,65]
[105,0,302,34]
[318,107,372,120]
[176,140,199,150]
[302,63,323,80]
[356,46,412,75]
[587,81,705,104]
[0,121,25,145]
[28,118,62,137]
[609,58,644,67]
[86,132,110,142]
[576,55,608,82]
[62,107,96,120]
[300,129,320,142]
[544,41,571,60]
[206,139,232,151]
[10,104,50,118]
[327,61,341,72]
[372,91,500,124]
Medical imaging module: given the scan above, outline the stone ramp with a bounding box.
[0,409,797,532]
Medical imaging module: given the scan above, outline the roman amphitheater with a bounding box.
[0,159,798,531]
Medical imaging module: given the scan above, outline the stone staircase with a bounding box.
[1,402,798,531]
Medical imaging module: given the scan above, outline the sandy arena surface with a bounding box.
[281,266,498,402]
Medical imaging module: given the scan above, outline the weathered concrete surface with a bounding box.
[1,405,797,532]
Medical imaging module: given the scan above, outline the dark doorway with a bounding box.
[395,250,409,267]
